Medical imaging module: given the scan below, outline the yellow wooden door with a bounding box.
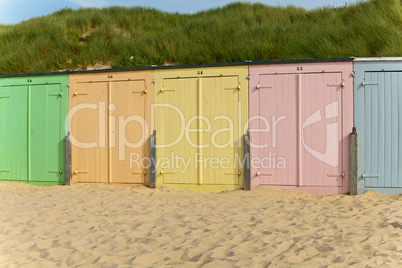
[159,77,199,184]
[155,66,248,191]
[201,76,241,185]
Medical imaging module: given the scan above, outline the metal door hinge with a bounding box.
[160,88,175,93]
[132,171,147,175]
[160,170,175,175]
[256,83,272,90]
[49,92,63,97]
[362,81,378,87]
[225,83,241,91]
[0,95,10,99]
[225,171,241,176]
[327,170,345,186]
[0,170,10,173]
[362,173,379,179]
[327,82,345,88]
[132,89,147,94]
[74,92,88,96]
[327,171,345,178]
[327,171,345,185]
[256,172,273,177]
[73,170,88,175]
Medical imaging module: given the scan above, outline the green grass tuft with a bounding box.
[0,0,401,74]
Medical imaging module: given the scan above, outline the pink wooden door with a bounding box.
[254,72,344,187]
[301,73,344,187]
[257,74,298,185]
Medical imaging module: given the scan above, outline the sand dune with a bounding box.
[0,182,401,267]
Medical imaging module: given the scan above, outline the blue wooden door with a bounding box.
[361,71,402,191]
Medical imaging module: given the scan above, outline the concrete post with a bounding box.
[349,131,358,195]
[243,131,251,190]
[149,130,157,189]
[64,132,72,186]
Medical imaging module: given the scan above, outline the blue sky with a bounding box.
[0,0,362,25]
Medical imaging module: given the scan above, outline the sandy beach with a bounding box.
[0,182,401,267]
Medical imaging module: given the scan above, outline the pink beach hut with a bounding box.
[248,59,353,195]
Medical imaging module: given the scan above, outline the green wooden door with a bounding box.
[0,75,68,185]
[30,84,64,183]
[0,85,29,181]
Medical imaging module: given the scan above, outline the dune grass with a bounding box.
[0,0,401,74]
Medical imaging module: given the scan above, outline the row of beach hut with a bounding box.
[0,57,401,195]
